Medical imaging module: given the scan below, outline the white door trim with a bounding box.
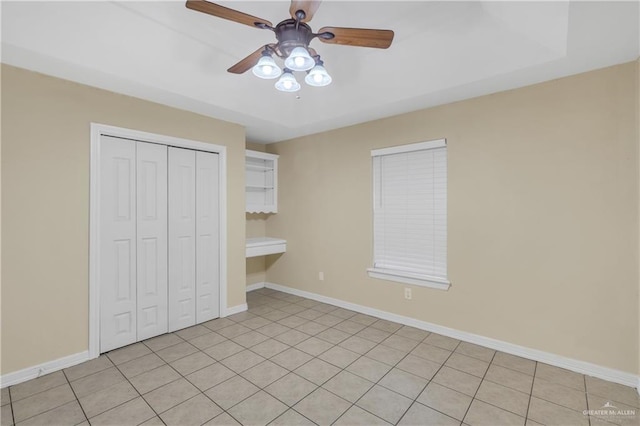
[89,123,228,359]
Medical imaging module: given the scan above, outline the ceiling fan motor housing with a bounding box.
[274,19,314,57]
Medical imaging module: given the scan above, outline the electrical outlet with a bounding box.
[319,272,324,281]
[404,288,412,300]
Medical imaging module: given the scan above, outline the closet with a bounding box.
[99,135,220,353]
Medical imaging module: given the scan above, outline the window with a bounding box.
[368,139,450,290]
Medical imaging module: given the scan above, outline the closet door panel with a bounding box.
[100,136,137,352]
[136,142,168,340]
[168,147,196,332]
[196,152,220,323]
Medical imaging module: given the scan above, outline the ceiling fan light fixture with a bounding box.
[252,54,282,79]
[284,46,315,71]
[305,63,332,87]
[275,70,301,92]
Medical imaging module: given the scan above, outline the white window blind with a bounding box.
[369,140,449,289]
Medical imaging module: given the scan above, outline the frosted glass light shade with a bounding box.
[284,47,315,72]
[305,64,332,87]
[252,55,282,79]
[275,71,300,92]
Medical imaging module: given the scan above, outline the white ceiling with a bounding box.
[2,1,638,143]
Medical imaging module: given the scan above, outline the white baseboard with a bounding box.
[246,282,266,292]
[264,282,640,391]
[225,303,248,316]
[0,351,90,389]
[2,301,246,389]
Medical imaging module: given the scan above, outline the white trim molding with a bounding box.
[225,303,248,316]
[89,123,229,359]
[371,138,446,157]
[246,282,266,292]
[0,351,89,389]
[367,268,450,290]
[263,282,639,391]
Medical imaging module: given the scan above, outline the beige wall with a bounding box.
[0,65,4,375]
[637,58,640,377]
[1,65,246,374]
[246,222,267,286]
[246,212,267,286]
[265,62,640,374]
[246,142,266,152]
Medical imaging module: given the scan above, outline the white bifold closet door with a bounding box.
[100,136,138,352]
[168,148,220,330]
[100,138,169,352]
[136,142,168,341]
[196,151,220,323]
[100,137,220,351]
[168,147,197,332]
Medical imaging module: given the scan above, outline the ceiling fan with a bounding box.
[185,0,394,92]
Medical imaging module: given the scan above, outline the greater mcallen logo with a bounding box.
[583,401,636,419]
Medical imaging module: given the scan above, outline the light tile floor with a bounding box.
[2,288,639,425]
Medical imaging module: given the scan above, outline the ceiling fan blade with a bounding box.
[317,26,394,49]
[227,45,274,74]
[289,0,322,23]
[186,0,272,29]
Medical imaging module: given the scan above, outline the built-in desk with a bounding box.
[246,237,287,258]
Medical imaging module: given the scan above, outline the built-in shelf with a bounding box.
[246,164,273,171]
[246,237,287,258]
[246,150,278,213]
[246,185,274,190]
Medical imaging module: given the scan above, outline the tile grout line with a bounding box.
[585,374,592,426]
[11,373,91,425]
[9,381,79,424]
[525,368,600,420]
[216,293,519,424]
[104,355,165,424]
[189,370,261,424]
[195,325,320,425]
[320,344,402,423]
[6,374,69,405]
[394,339,463,426]
[131,338,268,426]
[473,371,536,418]
[164,312,314,425]
[8,387,15,426]
[141,350,225,423]
[257,289,473,425]
[139,333,185,354]
[273,297,355,425]
[331,331,431,426]
[105,339,238,423]
[459,348,498,425]
[524,360,538,423]
[61,368,90,425]
[233,300,378,424]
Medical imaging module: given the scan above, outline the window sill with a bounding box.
[367,268,451,291]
